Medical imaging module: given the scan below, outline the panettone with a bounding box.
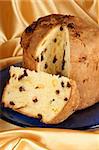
[2,66,79,124]
[21,14,99,109]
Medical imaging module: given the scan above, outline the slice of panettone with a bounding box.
[2,66,79,124]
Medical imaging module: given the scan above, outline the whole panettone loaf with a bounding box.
[2,66,79,124]
[21,14,99,110]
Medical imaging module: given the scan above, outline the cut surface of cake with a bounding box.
[2,66,79,124]
[33,25,70,77]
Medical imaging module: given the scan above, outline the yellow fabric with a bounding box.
[0,128,99,150]
[0,0,99,149]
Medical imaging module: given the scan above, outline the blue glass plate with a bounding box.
[0,63,99,129]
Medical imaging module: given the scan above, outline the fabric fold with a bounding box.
[0,128,99,150]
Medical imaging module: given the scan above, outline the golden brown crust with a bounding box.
[69,25,99,109]
[21,14,87,71]
[21,14,89,51]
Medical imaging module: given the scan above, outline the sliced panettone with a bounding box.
[21,14,99,110]
[2,66,79,124]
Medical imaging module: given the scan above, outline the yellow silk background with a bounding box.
[0,0,99,149]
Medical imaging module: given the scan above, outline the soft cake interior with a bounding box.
[3,67,71,123]
[35,25,70,77]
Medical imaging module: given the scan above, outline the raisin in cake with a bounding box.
[21,14,99,110]
[2,66,79,124]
